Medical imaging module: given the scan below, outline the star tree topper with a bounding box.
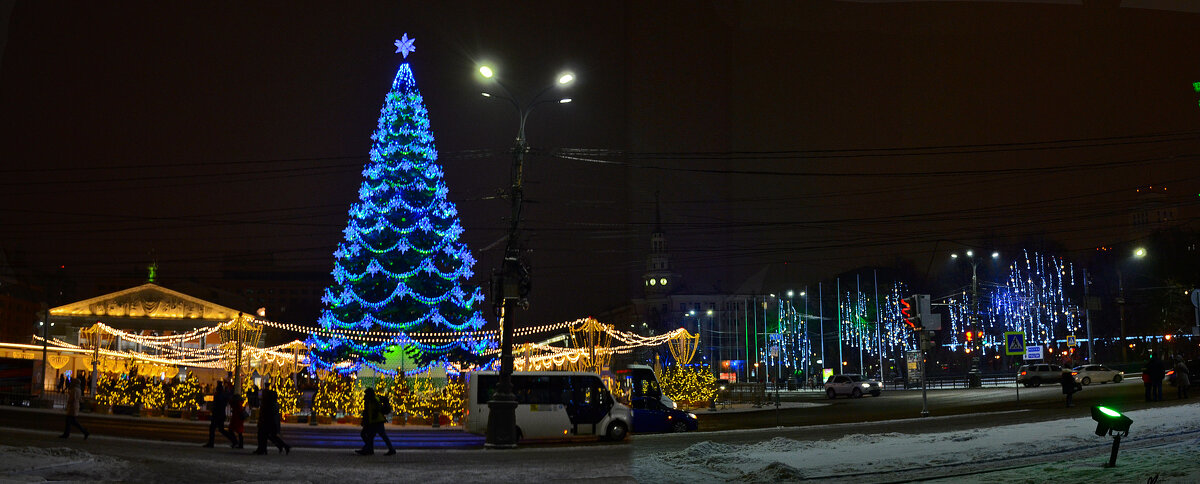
[394,34,416,59]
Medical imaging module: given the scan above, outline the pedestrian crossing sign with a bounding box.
[1004,331,1025,356]
[1066,335,1077,347]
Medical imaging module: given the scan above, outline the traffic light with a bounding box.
[965,331,973,342]
[900,296,919,329]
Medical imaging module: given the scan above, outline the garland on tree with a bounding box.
[308,34,493,375]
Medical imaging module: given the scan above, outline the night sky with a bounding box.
[2,1,1199,325]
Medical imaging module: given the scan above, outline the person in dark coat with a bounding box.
[254,387,290,455]
[356,388,395,456]
[1060,369,1081,407]
[204,381,237,448]
[59,378,89,439]
[1145,355,1166,402]
[1174,359,1191,399]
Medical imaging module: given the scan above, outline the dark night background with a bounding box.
[2,1,1199,333]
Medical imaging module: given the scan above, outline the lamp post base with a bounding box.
[484,395,519,448]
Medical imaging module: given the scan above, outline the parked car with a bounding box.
[1017,364,1064,387]
[825,374,882,398]
[1073,364,1123,385]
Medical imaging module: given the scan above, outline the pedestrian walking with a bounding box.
[1174,359,1190,399]
[203,381,237,448]
[1060,369,1081,407]
[254,387,290,455]
[59,377,89,439]
[229,394,247,448]
[57,373,65,392]
[356,388,395,456]
[1145,355,1166,402]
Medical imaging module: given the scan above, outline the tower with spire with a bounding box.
[643,192,677,296]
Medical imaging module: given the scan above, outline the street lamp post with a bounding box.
[478,65,573,449]
[1117,247,1147,363]
[950,250,998,361]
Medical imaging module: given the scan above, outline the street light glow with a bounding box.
[787,290,794,298]
[965,250,974,257]
[479,65,494,78]
[558,98,572,103]
[481,92,491,97]
[991,251,1000,259]
[558,73,574,85]
[1134,247,1147,258]
[950,253,958,259]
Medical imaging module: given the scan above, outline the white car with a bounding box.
[825,374,882,398]
[1073,364,1124,385]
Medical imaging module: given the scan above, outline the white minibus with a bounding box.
[465,371,631,442]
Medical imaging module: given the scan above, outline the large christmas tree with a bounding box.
[309,35,490,375]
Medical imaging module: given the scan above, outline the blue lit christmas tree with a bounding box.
[309,35,490,375]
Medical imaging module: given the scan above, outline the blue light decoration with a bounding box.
[308,35,494,375]
[988,250,1079,350]
[881,282,917,355]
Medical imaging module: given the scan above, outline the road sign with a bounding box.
[1066,335,1077,347]
[1025,345,1043,360]
[1004,331,1025,356]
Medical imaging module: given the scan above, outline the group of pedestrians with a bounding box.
[202,380,290,455]
[1141,355,1191,402]
[57,375,401,456]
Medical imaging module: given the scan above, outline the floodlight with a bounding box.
[1091,405,1132,436]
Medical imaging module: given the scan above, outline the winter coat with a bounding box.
[211,387,229,419]
[1145,357,1166,381]
[258,390,281,434]
[1175,362,1191,388]
[1060,372,1080,394]
[66,385,81,416]
[362,394,387,426]
[229,399,246,433]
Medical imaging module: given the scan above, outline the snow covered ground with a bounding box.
[3,404,1198,483]
[633,403,1200,483]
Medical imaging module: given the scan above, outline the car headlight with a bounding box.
[861,383,870,388]
[687,413,698,420]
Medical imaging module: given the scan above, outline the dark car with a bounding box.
[630,396,698,433]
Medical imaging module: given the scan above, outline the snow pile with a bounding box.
[0,445,128,482]
[634,403,1200,483]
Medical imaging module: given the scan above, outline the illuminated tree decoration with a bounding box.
[988,250,1078,348]
[267,376,300,416]
[308,35,492,374]
[660,365,716,408]
[168,372,203,411]
[313,374,361,418]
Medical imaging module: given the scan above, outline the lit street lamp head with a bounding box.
[558,73,575,85]
[1134,247,1147,258]
[479,65,494,78]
